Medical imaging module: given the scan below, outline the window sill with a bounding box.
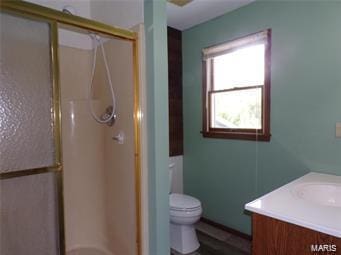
[201,131,271,141]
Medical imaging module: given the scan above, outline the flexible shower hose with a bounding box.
[88,35,116,124]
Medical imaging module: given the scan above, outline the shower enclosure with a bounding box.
[0,2,142,255]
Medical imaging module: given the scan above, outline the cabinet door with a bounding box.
[252,213,341,255]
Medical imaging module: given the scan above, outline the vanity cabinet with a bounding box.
[252,213,341,255]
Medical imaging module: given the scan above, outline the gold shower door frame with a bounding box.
[0,1,142,255]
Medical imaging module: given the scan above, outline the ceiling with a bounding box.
[167,0,255,31]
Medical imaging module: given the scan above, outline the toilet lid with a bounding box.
[170,193,201,211]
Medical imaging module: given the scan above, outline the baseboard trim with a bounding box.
[200,217,252,241]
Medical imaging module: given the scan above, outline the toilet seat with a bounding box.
[170,193,201,211]
[170,206,202,218]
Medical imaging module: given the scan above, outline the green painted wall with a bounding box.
[144,0,170,254]
[182,1,341,235]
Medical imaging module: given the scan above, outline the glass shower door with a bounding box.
[0,10,62,255]
[0,12,60,174]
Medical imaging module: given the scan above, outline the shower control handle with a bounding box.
[112,131,124,144]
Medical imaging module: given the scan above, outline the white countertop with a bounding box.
[245,172,341,238]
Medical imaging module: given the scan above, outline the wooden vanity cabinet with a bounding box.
[252,213,341,255]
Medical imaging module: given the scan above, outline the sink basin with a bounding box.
[293,183,341,208]
[246,173,341,237]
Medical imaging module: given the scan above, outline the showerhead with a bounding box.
[62,5,76,15]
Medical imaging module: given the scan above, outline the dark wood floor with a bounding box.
[171,230,250,255]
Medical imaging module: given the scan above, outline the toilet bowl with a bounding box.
[170,193,202,254]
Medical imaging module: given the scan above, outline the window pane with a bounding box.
[211,88,262,129]
[213,44,264,90]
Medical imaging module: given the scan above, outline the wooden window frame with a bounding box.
[202,29,271,141]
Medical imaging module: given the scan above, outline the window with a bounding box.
[202,29,271,141]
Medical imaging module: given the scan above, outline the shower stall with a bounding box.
[0,2,142,255]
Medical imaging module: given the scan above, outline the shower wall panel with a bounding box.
[60,38,136,255]
[93,39,136,255]
[59,46,92,101]
[59,46,109,253]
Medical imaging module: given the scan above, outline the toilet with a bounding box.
[169,164,202,254]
